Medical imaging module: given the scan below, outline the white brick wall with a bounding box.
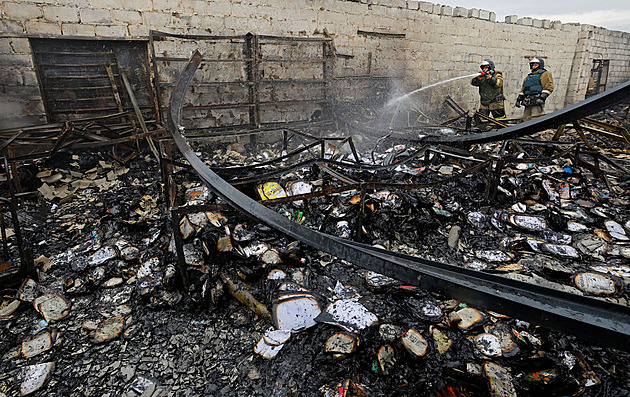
[80,8,112,24]
[3,2,43,20]
[0,0,629,128]
[24,20,62,35]
[94,25,128,37]
[62,23,97,36]
[111,10,143,25]
[0,19,24,34]
[43,5,80,23]
[9,38,31,54]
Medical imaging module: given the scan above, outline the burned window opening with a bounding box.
[30,38,155,123]
[590,59,610,95]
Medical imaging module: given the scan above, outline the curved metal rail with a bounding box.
[420,79,630,145]
[167,50,630,350]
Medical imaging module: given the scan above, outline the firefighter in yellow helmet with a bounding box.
[471,59,506,119]
[515,57,554,118]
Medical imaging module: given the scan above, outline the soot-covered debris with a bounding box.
[1,104,630,396]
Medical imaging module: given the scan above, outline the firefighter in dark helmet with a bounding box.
[515,57,554,118]
[471,59,506,119]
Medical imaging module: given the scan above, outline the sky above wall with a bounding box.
[440,1,630,32]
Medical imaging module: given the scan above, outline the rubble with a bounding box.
[472,333,502,357]
[573,271,619,295]
[0,299,21,319]
[254,329,291,359]
[324,332,359,358]
[1,64,630,396]
[19,362,55,396]
[484,362,517,397]
[401,328,428,358]
[376,345,396,375]
[33,293,70,323]
[272,292,321,331]
[21,331,54,358]
[451,307,485,330]
[316,299,378,333]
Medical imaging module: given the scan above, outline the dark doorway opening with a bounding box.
[587,59,610,98]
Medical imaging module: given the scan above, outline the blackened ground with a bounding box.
[2,118,630,397]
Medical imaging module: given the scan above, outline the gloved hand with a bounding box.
[478,70,486,77]
[515,94,524,108]
[533,93,548,106]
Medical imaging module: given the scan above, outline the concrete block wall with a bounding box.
[0,36,46,128]
[396,6,581,114]
[1,0,629,129]
[565,24,630,104]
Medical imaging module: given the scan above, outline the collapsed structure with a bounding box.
[2,1,630,396]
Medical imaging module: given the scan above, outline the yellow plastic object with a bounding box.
[257,182,287,200]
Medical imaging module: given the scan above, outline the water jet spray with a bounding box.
[386,73,479,108]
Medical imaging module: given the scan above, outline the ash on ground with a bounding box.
[2,107,630,397]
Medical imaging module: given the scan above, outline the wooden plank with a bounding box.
[105,63,139,151]
[120,71,159,160]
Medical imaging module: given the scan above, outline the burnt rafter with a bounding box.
[167,50,630,350]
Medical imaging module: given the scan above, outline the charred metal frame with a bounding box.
[166,50,630,350]
[0,112,164,195]
[150,31,334,132]
[158,127,362,205]
[565,118,630,145]
[160,126,508,280]
[0,112,161,160]
[434,91,630,199]
[0,157,36,289]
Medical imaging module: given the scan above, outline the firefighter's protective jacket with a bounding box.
[520,69,554,97]
[471,70,504,107]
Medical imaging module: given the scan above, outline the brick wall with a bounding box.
[0,36,46,127]
[565,24,630,104]
[1,0,629,129]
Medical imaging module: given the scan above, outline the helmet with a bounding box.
[529,57,545,69]
[480,59,495,71]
